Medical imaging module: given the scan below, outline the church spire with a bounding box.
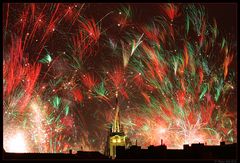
[112,91,121,133]
[106,90,127,159]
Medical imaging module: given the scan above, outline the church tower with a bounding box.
[105,91,126,159]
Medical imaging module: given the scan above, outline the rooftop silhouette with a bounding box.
[115,141,237,160]
[3,141,237,160]
[3,148,109,160]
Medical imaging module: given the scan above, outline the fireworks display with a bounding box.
[3,3,237,153]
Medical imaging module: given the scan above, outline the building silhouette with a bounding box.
[3,148,109,160]
[104,91,128,159]
[115,141,237,160]
[3,140,237,160]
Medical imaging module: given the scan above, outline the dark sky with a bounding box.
[84,3,237,34]
[204,3,237,35]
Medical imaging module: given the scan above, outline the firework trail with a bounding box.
[3,3,236,153]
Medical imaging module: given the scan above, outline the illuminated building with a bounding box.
[105,91,126,159]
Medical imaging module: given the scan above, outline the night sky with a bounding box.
[3,3,237,153]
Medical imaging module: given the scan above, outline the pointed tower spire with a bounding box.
[107,90,127,159]
[113,91,121,132]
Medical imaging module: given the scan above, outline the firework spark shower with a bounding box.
[3,3,237,153]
